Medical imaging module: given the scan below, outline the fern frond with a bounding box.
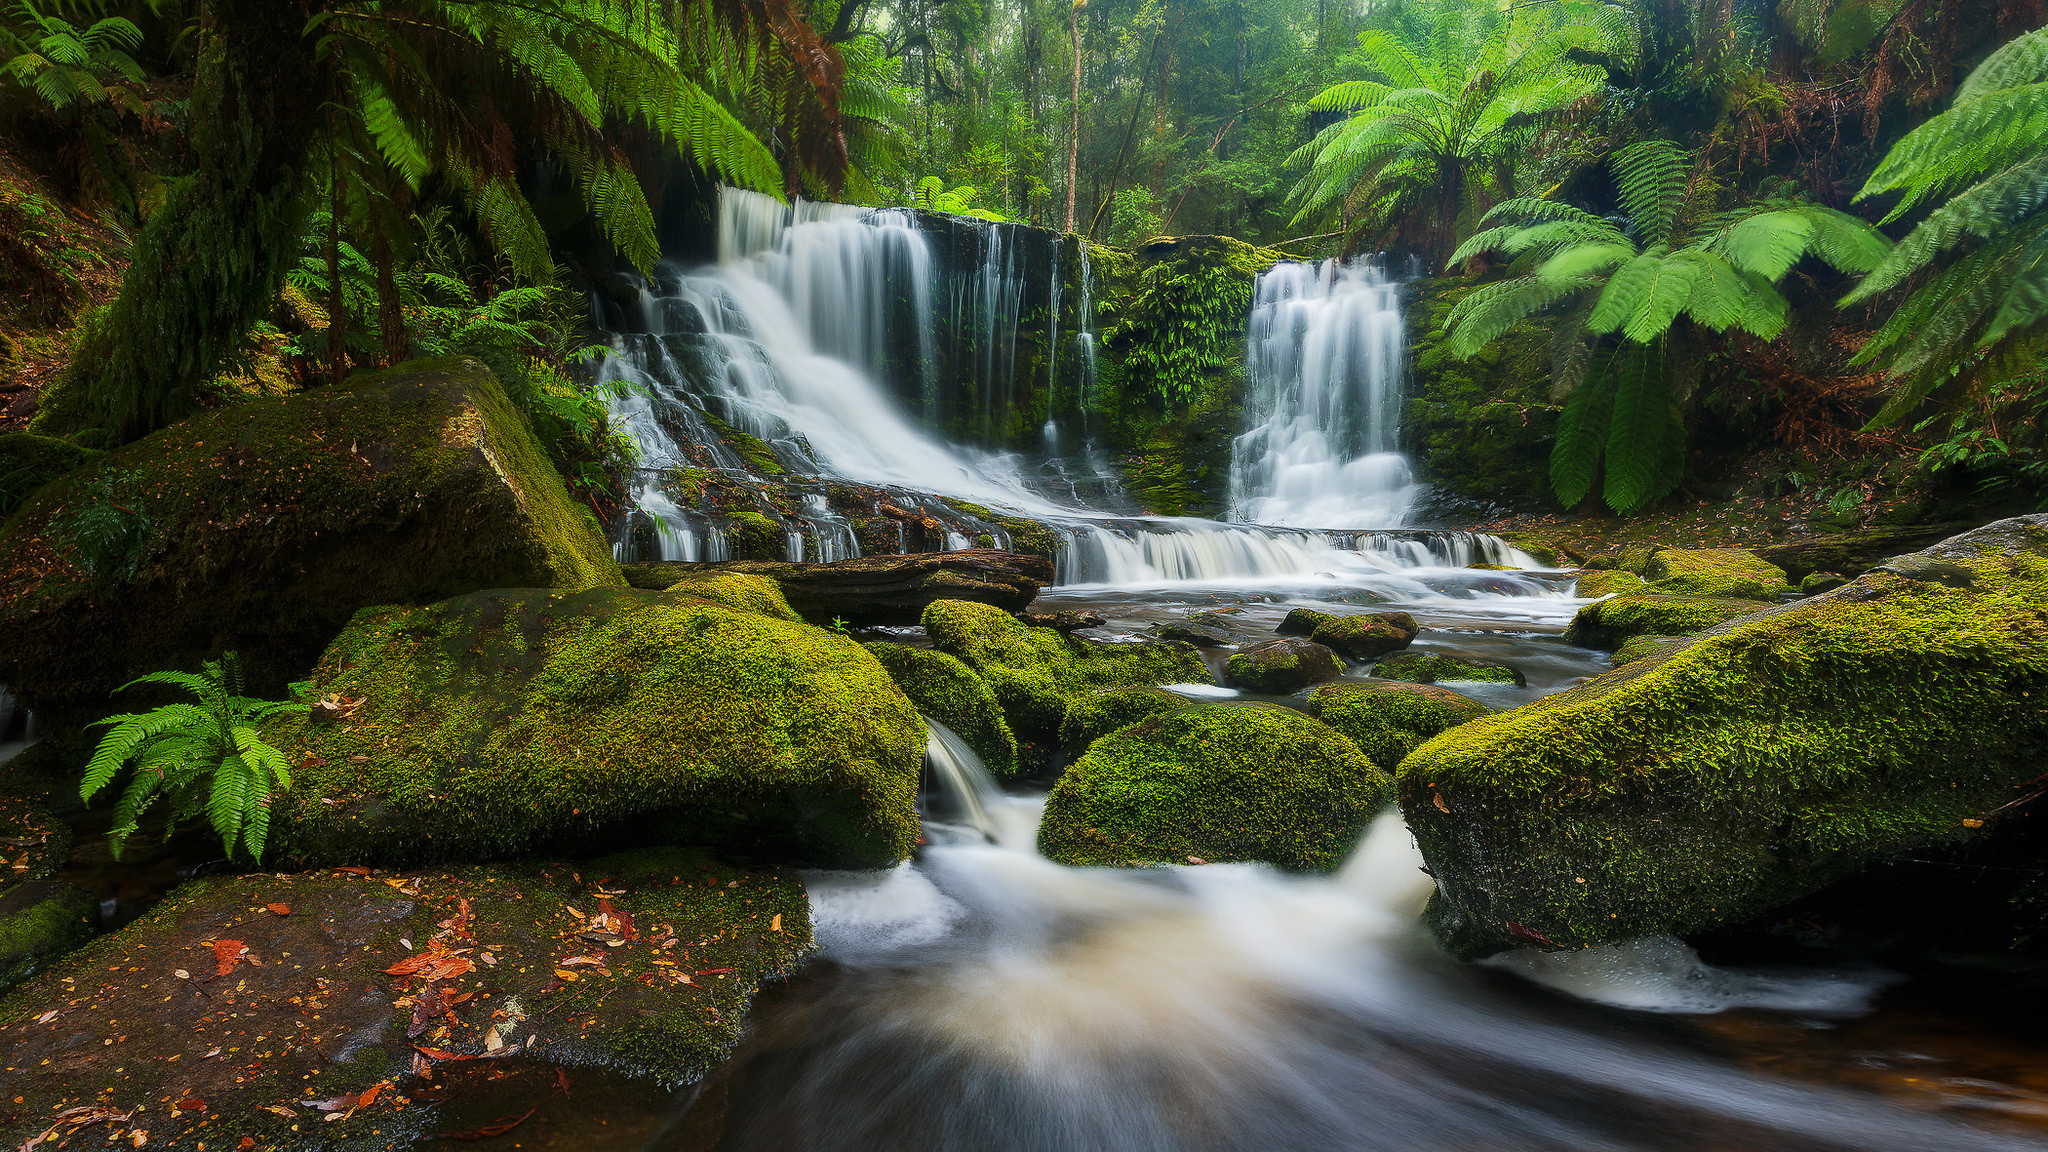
[1601,349,1682,513]
[1954,25,2048,104]
[1444,274,1601,357]
[1550,363,1617,507]
[1610,141,1688,247]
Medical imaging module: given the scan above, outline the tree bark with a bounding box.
[372,224,409,366]
[326,159,346,389]
[1065,0,1082,233]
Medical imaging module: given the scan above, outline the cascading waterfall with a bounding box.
[1230,260,1417,528]
[595,188,1542,585]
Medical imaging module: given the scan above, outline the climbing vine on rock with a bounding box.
[1109,260,1254,407]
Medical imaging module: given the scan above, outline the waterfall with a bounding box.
[594,188,1538,585]
[1229,260,1416,529]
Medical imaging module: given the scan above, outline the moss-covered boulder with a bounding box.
[866,642,1019,777]
[1152,620,1232,647]
[1038,703,1393,872]
[0,879,95,995]
[1225,637,1342,693]
[0,433,100,522]
[1058,686,1188,750]
[0,359,620,722]
[0,850,809,1148]
[1400,515,2048,958]
[1643,548,1795,599]
[1575,569,1649,597]
[922,599,1211,743]
[1307,681,1495,769]
[1563,594,1772,649]
[1611,634,1682,665]
[1309,611,1419,661]
[1277,607,1337,636]
[270,584,924,870]
[1371,651,1524,686]
[1801,572,1851,595]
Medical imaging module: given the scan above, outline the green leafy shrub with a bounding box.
[80,652,307,862]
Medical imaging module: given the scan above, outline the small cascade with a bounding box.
[921,718,1040,849]
[1230,260,1416,529]
[943,223,1027,443]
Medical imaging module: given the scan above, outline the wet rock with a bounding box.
[1306,681,1495,769]
[1276,608,1336,636]
[866,642,1019,777]
[622,548,1051,629]
[1038,702,1393,872]
[1756,524,1973,582]
[0,850,810,1148]
[1401,515,2048,959]
[1224,638,1343,694]
[922,599,1211,745]
[1309,611,1419,661]
[270,583,924,871]
[1562,594,1772,649]
[1151,621,1232,647]
[1370,652,1524,687]
[1059,686,1189,750]
[1574,569,1649,597]
[0,359,620,723]
[1641,548,1794,599]
[1018,609,1108,632]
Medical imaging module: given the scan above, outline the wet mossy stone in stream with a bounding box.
[1574,569,1649,597]
[1225,637,1343,694]
[1642,548,1795,599]
[1277,607,1337,636]
[0,850,811,1147]
[1038,702,1394,872]
[1306,681,1495,770]
[1562,594,1771,650]
[1370,651,1525,687]
[1152,620,1232,647]
[1400,515,2048,960]
[865,642,1020,777]
[1611,634,1683,665]
[0,358,621,723]
[921,599,1212,744]
[1058,686,1189,750]
[269,585,924,870]
[1308,611,1419,661]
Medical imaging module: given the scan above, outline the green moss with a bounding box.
[922,599,1211,743]
[1278,608,1337,635]
[656,571,801,622]
[1372,652,1523,685]
[1563,593,1771,649]
[1038,703,1393,872]
[1309,612,1418,660]
[0,433,101,523]
[1403,277,1559,510]
[729,511,787,560]
[1057,686,1187,750]
[1225,637,1343,693]
[1611,634,1682,665]
[1801,572,1851,594]
[0,358,620,720]
[0,880,96,993]
[700,409,786,476]
[937,499,1060,558]
[1643,548,1795,599]
[1307,681,1495,769]
[1399,516,2048,957]
[270,586,924,870]
[866,642,1019,777]
[1575,569,1650,597]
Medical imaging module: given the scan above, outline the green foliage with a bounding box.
[1109,258,1255,406]
[910,176,1010,221]
[1846,26,2048,427]
[52,464,146,578]
[0,0,146,114]
[80,652,307,863]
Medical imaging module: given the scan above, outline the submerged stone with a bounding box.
[1309,611,1419,661]
[1370,651,1524,686]
[0,359,619,722]
[1225,637,1343,694]
[866,642,1020,777]
[1401,515,2048,958]
[1038,703,1393,872]
[1562,593,1771,649]
[1306,681,1495,769]
[271,585,924,871]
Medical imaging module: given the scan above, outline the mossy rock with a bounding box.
[1801,572,1851,595]
[1371,652,1524,686]
[1611,634,1683,665]
[1225,637,1342,694]
[1575,569,1650,598]
[0,878,95,995]
[922,599,1211,744]
[866,642,1019,777]
[1307,680,1495,769]
[728,511,788,560]
[1058,686,1189,750]
[1563,594,1771,650]
[0,850,810,1147]
[1277,607,1337,636]
[1400,515,2048,958]
[1309,611,1418,661]
[1038,702,1393,872]
[0,359,620,724]
[270,585,924,871]
[0,433,101,523]
[1152,621,1232,647]
[1643,548,1795,599]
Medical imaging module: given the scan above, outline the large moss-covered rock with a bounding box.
[1371,651,1524,686]
[1611,634,1682,665]
[624,549,1051,627]
[0,879,94,995]
[1307,681,1494,769]
[1575,569,1649,597]
[271,584,924,870]
[1038,703,1393,872]
[1225,637,1343,693]
[866,642,1019,777]
[1643,548,1794,599]
[1563,594,1771,649]
[0,359,620,722]
[1057,686,1188,750]
[1309,611,1418,661]
[922,599,1211,743]
[1400,515,2048,958]
[0,850,809,1148]
[0,433,100,522]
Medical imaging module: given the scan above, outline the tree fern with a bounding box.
[1601,348,1683,513]
[1610,141,1688,246]
[1550,364,1618,507]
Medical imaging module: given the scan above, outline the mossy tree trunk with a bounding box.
[35,0,325,441]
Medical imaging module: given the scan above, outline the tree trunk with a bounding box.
[326,164,346,389]
[34,0,324,441]
[372,225,409,366]
[1065,0,1082,232]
